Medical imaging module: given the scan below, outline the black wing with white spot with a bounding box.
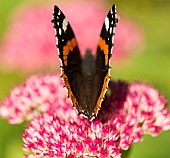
[52,5,83,114]
[52,5,81,68]
[52,5,118,120]
[89,5,118,117]
[96,4,118,68]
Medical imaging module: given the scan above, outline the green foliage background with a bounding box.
[0,0,170,157]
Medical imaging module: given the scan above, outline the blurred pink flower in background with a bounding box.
[0,1,144,72]
[0,74,77,124]
[1,6,57,72]
[20,77,170,157]
[114,17,144,62]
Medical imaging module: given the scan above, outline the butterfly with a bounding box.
[52,4,118,120]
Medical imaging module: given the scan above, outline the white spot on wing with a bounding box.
[62,18,68,32]
[57,47,60,56]
[105,16,109,31]
[115,5,118,20]
[109,27,112,34]
[110,8,113,14]
[59,28,62,35]
[55,37,58,45]
[54,29,57,36]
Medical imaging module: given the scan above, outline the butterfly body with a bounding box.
[52,5,118,119]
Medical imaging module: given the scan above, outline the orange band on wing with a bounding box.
[98,37,109,65]
[93,72,110,115]
[61,68,82,112]
[63,38,77,66]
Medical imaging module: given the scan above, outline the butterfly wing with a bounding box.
[91,5,118,117]
[52,6,84,114]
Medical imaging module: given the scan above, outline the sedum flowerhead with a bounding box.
[98,81,170,149]
[0,74,77,124]
[19,76,170,157]
[23,114,121,158]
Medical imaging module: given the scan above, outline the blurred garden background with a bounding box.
[0,0,170,157]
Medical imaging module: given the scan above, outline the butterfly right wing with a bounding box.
[91,5,118,117]
[52,6,84,114]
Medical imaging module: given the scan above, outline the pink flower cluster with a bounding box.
[22,80,170,157]
[23,115,121,158]
[97,81,170,150]
[125,82,170,134]
[1,74,167,157]
[0,74,77,124]
[98,81,170,136]
[0,1,144,72]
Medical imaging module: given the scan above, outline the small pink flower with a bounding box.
[0,1,143,72]
[0,74,77,124]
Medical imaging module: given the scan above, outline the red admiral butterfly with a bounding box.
[52,5,118,120]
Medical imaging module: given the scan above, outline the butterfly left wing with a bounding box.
[91,5,118,117]
[52,6,84,114]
